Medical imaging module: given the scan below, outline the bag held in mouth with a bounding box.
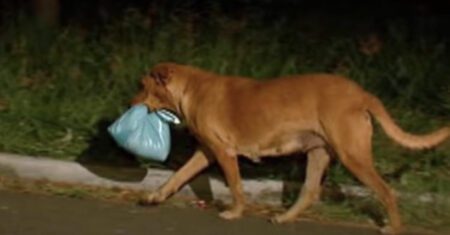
[108,105,180,162]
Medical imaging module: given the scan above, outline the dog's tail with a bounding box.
[366,94,449,150]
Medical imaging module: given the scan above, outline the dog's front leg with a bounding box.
[139,149,213,205]
[213,148,246,220]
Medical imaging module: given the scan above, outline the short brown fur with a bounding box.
[133,63,449,234]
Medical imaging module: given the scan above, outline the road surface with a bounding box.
[0,190,430,235]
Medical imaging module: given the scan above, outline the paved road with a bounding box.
[0,190,430,235]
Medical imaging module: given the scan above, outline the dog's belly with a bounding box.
[232,131,326,162]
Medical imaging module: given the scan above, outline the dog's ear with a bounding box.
[150,64,173,86]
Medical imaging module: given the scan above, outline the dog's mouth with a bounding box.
[144,105,155,112]
[155,109,181,124]
[140,104,181,125]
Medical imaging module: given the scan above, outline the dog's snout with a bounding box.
[131,91,147,105]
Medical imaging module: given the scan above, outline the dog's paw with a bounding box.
[137,192,166,206]
[380,225,401,235]
[269,214,295,224]
[219,209,243,220]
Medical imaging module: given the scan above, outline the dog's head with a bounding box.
[131,63,179,112]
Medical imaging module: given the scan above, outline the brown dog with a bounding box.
[132,62,449,234]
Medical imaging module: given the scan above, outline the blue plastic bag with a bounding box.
[108,105,180,162]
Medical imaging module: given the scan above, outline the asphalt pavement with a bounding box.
[0,190,432,235]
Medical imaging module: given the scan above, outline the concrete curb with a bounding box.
[0,153,283,205]
[0,153,447,207]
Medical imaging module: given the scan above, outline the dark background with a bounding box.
[2,0,450,37]
[0,0,449,229]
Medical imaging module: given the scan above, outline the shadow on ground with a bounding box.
[75,119,385,227]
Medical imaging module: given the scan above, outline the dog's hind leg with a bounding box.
[271,147,330,223]
[325,111,402,234]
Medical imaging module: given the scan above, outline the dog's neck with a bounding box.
[167,80,189,120]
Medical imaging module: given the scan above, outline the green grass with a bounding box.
[0,9,449,229]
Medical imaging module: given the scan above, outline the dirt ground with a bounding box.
[0,189,436,235]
